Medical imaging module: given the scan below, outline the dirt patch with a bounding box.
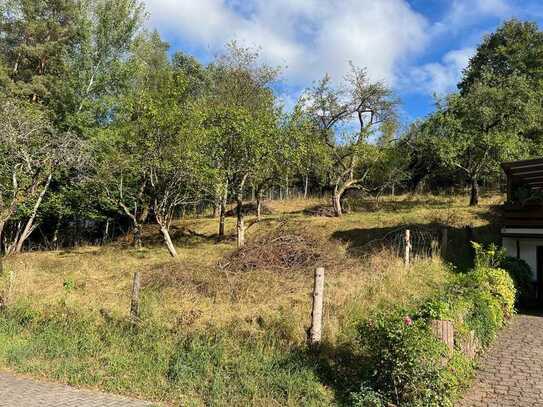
[219,221,341,272]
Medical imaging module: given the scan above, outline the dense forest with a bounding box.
[2,0,543,255]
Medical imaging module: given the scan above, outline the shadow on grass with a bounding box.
[331,219,502,272]
[273,342,373,406]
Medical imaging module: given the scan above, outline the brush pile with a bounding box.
[219,222,339,272]
[303,205,337,217]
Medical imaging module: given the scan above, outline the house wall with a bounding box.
[502,237,541,281]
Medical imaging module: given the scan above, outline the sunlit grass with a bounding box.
[0,193,501,405]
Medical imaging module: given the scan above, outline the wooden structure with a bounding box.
[502,158,543,227]
[501,158,543,301]
[309,267,325,346]
[430,320,454,351]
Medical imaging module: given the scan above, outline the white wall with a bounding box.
[502,237,542,281]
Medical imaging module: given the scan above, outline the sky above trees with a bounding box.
[143,0,543,122]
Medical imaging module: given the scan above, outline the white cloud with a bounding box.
[143,0,429,86]
[432,0,512,35]
[406,47,475,96]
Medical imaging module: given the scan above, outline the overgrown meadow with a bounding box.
[0,195,505,405]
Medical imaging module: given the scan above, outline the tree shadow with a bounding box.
[331,219,501,272]
[274,342,372,406]
[346,197,461,213]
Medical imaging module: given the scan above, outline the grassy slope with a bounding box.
[0,194,502,406]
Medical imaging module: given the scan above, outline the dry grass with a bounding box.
[1,193,500,344]
[0,193,502,405]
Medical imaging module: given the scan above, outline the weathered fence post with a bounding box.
[309,267,325,346]
[130,271,141,325]
[5,268,16,306]
[441,227,448,258]
[404,229,411,268]
[430,319,454,351]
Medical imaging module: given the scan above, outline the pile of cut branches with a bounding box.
[219,222,338,272]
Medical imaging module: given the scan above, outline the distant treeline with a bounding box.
[1,1,542,254]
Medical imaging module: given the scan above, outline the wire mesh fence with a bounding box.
[362,225,442,260]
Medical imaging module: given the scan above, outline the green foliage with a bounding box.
[460,19,543,94]
[500,257,533,300]
[472,242,506,269]
[352,385,385,407]
[353,263,517,406]
[468,266,516,318]
[355,310,457,406]
[0,302,331,405]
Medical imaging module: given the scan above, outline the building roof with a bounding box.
[502,158,543,189]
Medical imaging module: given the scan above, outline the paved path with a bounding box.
[0,372,155,406]
[459,313,543,406]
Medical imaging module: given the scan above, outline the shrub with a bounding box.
[466,266,516,318]
[472,242,506,268]
[463,289,504,347]
[500,257,532,300]
[353,310,462,406]
[353,264,516,406]
[352,385,385,407]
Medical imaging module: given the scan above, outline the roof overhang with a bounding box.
[502,227,543,237]
[502,158,543,189]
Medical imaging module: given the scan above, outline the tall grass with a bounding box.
[0,194,499,405]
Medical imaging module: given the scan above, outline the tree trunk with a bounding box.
[133,223,143,250]
[160,226,177,257]
[218,203,226,238]
[285,175,289,199]
[469,178,480,206]
[212,200,219,218]
[102,218,110,245]
[218,180,228,238]
[256,190,263,221]
[332,179,346,217]
[236,195,245,248]
[332,192,342,217]
[52,216,62,249]
[13,173,52,254]
[304,175,309,199]
[139,204,149,224]
[0,221,4,255]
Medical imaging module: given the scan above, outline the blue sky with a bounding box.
[143,0,543,125]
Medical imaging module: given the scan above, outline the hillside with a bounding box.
[0,194,503,405]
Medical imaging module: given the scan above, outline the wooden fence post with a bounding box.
[404,229,411,268]
[309,267,325,346]
[130,271,141,324]
[430,319,454,351]
[441,227,448,258]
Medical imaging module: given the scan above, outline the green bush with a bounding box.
[352,385,385,407]
[463,289,504,347]
[352,264,516,406]
[500,257,532,300]
[466,266,516,318]
[353,310,464,407]
[472,242,506,269]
